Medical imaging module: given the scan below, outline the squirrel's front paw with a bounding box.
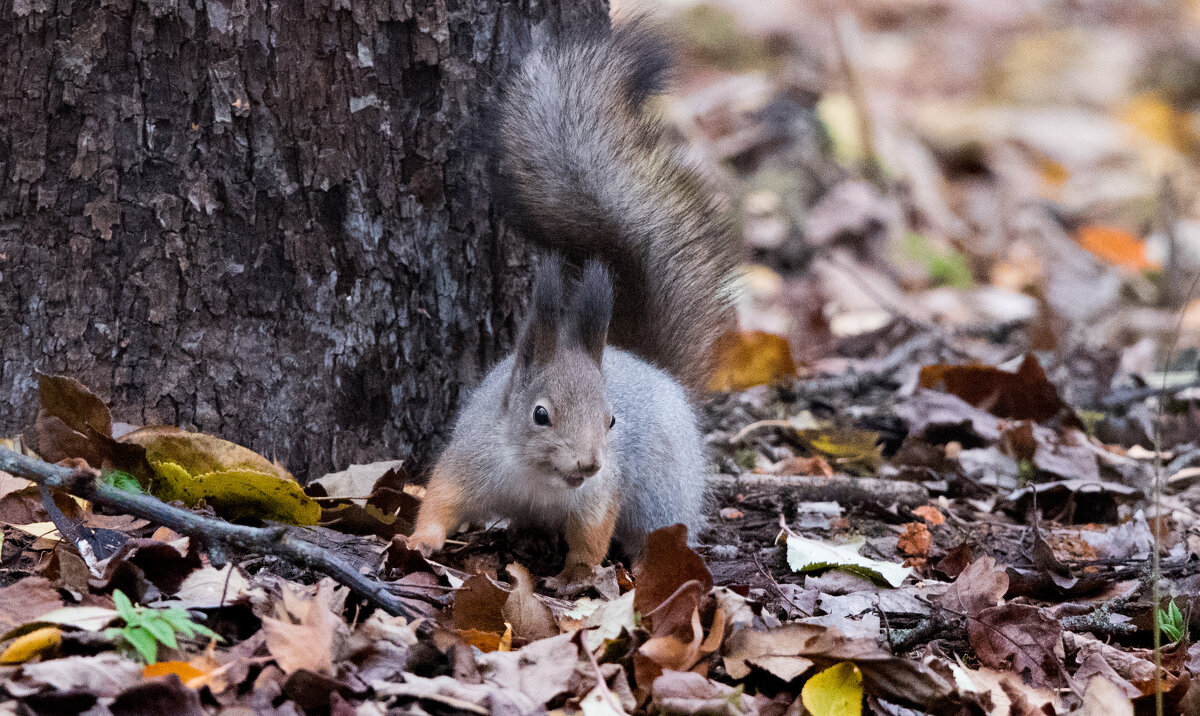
[406,527,446,558]
[553,559,600,586]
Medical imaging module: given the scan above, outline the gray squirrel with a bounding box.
[407,19,738,580]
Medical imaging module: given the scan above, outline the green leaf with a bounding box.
[142,617,178,650]
[784,534,912,588]
[122,626,159,663]
[112,590,137,623]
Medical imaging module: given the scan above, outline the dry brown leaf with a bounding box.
[634,525,712,618]
[260,578,349,676]
[0,577,66,633]
[897,522,931,558]
[475,632,582,707]
[971,604,1065,689]
[453,574,510,635]
[652,669,768,715]
[13,652,141,697]
[938,555,1009,617]
[502,564,558,642]
[918,354,1068,423]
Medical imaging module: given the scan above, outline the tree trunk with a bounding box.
[0,0,610,477]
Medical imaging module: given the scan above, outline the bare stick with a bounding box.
[708,473,930,508]
[0,447,423,619]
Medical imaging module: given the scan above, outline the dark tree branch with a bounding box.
[0,447,423,619]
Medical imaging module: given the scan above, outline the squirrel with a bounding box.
[407,19,738,580]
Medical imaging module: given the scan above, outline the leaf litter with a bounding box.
[5,0,1200,714]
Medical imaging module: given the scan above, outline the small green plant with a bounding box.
[1156,601,1186,644]
[101,469,143,493]
[104,589,219,663]
[1017,459,1037,485]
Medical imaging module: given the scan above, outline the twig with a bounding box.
[709,473,929,508]
[0,447,423,620]
[1100,377,1200,409]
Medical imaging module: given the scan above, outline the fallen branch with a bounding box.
[0,447,423,619]
[707,473,930,508]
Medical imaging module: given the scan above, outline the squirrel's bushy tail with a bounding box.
[495,18,738,392]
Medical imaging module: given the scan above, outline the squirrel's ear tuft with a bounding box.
[572,259,612,365]
[514,254,565,373]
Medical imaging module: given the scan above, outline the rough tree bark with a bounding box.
[0,0,609,477]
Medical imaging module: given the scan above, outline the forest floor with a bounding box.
[4,0,1200,714]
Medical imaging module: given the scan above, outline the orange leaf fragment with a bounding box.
[1076,225,1157,274]
[912,505,945,526]
[897,523,931,558]
[143,660,206,682]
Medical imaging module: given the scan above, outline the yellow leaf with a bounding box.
[801,662,863,716]
[123,426,294,481]
[708,330,797,392]
[187,469,321,525]
[1076,225,1158,274]
[817,94,864,164]
[124,427,318,525]
[796,428,882,472]
[1121,93,1195,153]
[143,660,206,682]
[0,626,62,664]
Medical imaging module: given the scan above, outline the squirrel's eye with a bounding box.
[609,415,616,429]
[533,405,551,426]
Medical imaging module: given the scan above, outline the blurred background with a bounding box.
[616,0,1200,424]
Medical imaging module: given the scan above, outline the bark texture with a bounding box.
[0,0,609,476]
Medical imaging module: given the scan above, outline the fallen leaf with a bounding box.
[652,669,765,715]
[142,660,206,682]
[634,525,712,617]
[971,603,1065,689]
[897,523,931,558]
[0,626,62,664]
[801,662,863,716]
[583,590,637,653]
[28,606,119,632]
[122,427,318,526]
[919,354,1068,423]
[723,623,954,708]
[938,556,1008,616]
[722,623,818,682]
[1075,225,1156,274]
[454,574,510,635]
[911,505,945,526]
[15,652,141,697]
[1072,676,1134,716]
[174,564,254,609]
[309,460,406,502]
[261,578,348,675]
[708,330,797,392]
[782,532,912,588]
[1002,422,1101,482]
[0,577,65,632]
[796,428,883,473]
[502,564,558,642]
[893,389,1004,443]
[475,631,582,707]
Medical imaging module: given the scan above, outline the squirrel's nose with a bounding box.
[575,459,600,476]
